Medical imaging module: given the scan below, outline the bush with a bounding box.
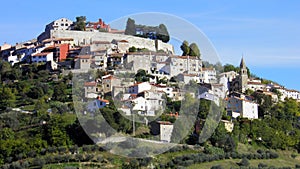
[47,146,57,153]
[32,157,45,168]
[238,157,249,167]
[211,165,224,169]
[58,146,68,153]
[258,162,268,168]
[269,151,279,159]
[82,145,91,152]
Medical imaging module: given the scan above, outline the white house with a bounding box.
[128,82,152,94]
[124,52,153,73]
[247,80,266,91]
[31,52,53,63]
[198,91,220,106]
[226,95,258,119]
[219,71,237,82]
[169,56,202,76]
[84,82,100,98]
[45,18,73,31]
[277,88,300,101]
[200,68,217,84]
[123,97,154,116]
[75,55,91,70]
[177,73,201,84]
[87,98,109,112]
[153,84,174,98]
[159,121,174,143]
[92,51,107,71]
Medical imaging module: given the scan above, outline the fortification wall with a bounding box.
[50,30,174,53]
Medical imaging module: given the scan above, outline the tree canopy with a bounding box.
[125,18,136,35]
[156,24,170,43]
[74,16,86,31]
[180,41,201,58]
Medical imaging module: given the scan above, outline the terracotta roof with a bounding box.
[182,73,198,77]
[84,82,97,86]
[157,121,172,125]
[77,55,91,59]
[109,53,124,57]
[98,98,109,103]
[202,67,215,71]
[103,75,115,80]
[118,40,129,43]
[248,81,263,85]
[32,52,51,56]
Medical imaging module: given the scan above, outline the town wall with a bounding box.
[50,30,174,53]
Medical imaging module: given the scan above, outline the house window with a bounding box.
[61,23,64,26]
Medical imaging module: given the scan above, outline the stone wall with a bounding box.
[50,30,174,53]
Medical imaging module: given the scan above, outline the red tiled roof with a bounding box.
[182,73,198,77]
[98,98,109,103]
[157,121,172,125]
[77,55,91,59]
[118,40,129,43]
[248,81,263,85]
[84,82,97,86]
[103,75,115,80]
[202,68,215,71]
[32,52,51,56]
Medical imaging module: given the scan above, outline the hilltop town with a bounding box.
[1,16,300,168]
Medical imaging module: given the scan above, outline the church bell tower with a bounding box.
[239,57,248,93]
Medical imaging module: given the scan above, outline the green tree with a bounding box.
[74,16,86,31]
[180,40,190,56]
[189,43,201,58]
[238,157,249,166]
[0,60,12,81]
[125,18,136,35]
[129,46,137,52]
[157,24,170,43]
[223,64,238,72]
[135,69,149,82]
[52,82,68,102]
[0,86,16,109]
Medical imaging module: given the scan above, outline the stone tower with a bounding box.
[239,57,248,93]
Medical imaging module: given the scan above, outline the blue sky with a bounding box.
[0,0,299,90]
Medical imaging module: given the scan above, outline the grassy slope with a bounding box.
[188,144,300,169]
[41,144,300,169]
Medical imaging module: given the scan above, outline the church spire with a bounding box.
[240,57,246,69]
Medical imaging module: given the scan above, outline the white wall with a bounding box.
[51,30,174,53]
[160,124,174,142]
[242,101,258,119]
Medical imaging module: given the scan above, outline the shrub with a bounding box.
[58,146,68,153]
[238,157,249,167]
[258,163,268,168]
[211,165,224,169]
[32,157,45,168]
